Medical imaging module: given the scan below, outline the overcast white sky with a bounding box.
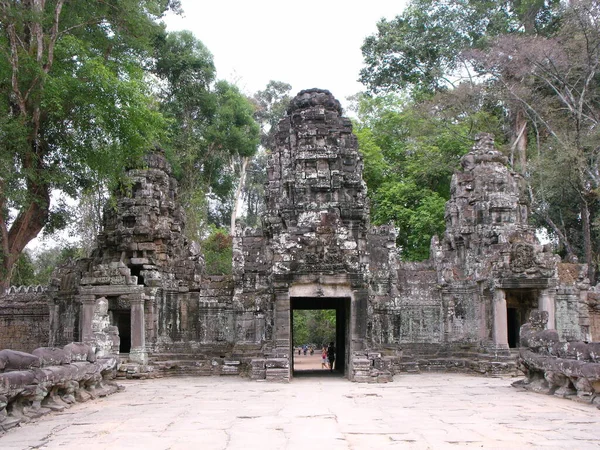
[163,0,407,108]
[29,2,409,253]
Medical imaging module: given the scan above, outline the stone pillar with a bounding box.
[47,300,60,347]
[129,293,147,364]
[274,287,290,351]
[492,288,509,349]
[267,285,290,382]
[79,294,96,345]
[538,288,556,330]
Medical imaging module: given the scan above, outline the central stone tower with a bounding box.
[235,89,378,381]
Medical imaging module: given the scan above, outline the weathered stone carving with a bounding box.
[514,312,600,406]
[0,345,118,433]
[0,90,598,385]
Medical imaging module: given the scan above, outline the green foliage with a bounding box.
[292,310,336,347]
[204,81,261,200]
[353,93,503,260]
[360,0,561,96]
[202,228,233,275]
[10,252,36,286]
[252,80,292,148]
[9,245,84,286]
[153,32,260,238]
[0,0,177,287]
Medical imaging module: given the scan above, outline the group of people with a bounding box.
[321,342,335,371]
[298,344,314,356]
[298,342,335,371]
[296,342,336,371]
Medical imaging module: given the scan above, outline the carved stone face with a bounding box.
[510,243,535,273]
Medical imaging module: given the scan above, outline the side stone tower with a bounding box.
[433,133,560,352]
[49,150,205,365]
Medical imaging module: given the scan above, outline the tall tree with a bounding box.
[360,0,561,171]
[153,32,259,238]
[237,81,292,228]
[472,0,600,278]
[0,0,179,291]
[352,92,503,260]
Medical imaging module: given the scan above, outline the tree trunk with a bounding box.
[0,172,50,293]
[580,198,594,283]
[513,108,528,174]
[540,213,577,261]
[230,156,249,236]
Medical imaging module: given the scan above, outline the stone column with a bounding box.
[129,293,147,364]
[274,286,290,351]
[79,294,96,345]
[47,300,60,347]
[538,288,556,330]
[492,288,509,349]
[269,284,291,382]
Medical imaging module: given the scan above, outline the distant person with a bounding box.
[303,345,307,356]
[321,347,327,369]
[327,342,336,372]
[310,347,314,356]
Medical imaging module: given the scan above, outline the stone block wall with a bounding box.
[589,292,600,342]
[0,288,50,353]
[556,263,591,342]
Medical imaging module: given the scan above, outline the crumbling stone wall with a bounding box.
[0,288,49,353]
[1,89,597,384]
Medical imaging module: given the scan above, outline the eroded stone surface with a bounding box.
[0,89,598,384]
[0,343,118,433]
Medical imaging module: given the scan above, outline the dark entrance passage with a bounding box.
[112,310,131,353]
[290,297,350,377]
[506,289,537,348]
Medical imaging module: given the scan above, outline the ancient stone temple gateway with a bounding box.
[1,89,598,383]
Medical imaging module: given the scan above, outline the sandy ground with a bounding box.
[293,353,330,371]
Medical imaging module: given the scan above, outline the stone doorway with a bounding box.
[112,310,131,353]
[290,297,350,376]
[505,289,537,348]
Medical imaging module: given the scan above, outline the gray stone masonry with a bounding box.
[0,89,597,385]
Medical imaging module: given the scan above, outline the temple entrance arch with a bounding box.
[505,289,537,348]
[290,297,350,376]
[494,280,556,349]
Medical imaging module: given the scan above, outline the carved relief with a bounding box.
[510,243,535,273]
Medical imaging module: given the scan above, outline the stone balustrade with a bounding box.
[0,344,119,433]
[513,311,600,407]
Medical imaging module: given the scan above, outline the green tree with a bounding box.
[237,81,292,228]
[31,244,83,285]
[202,227,232,275]
[360,0,562,177]
[472,0,600,278]
[292,310,336,347]
[352,93,503,260]
[10,251,36,286]
[153,33,260,237]
[360,0,561,96]
[0,0,178,290]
